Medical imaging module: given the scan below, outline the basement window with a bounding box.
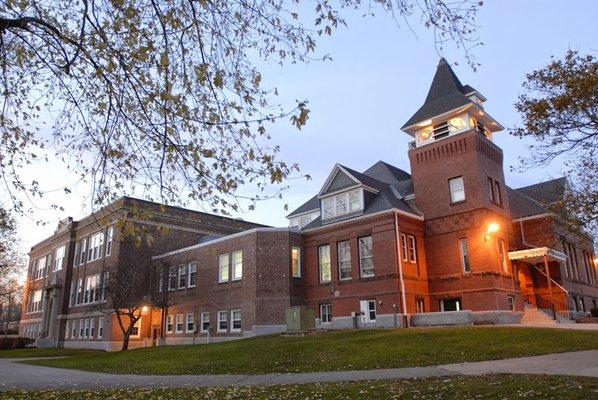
[440,298,461,312]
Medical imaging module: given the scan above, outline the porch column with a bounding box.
[544,255,556,319]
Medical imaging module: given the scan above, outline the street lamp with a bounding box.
[484,222,499,241]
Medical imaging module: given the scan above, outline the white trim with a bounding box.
[511,213,553,223]
[303,208,423,233]
[217,311,228,333]
[230,309,242,333]
[291,246,301,278]
[508,247,567,262]
[402,104,473,133]
[185,313,195,333]
[286,208,320,219]
[153,227,294,259]
[200,312,210,333]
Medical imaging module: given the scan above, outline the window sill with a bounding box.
[230,329,242,333]
[359,275,375,280]
[231,278,242,282]
[450,200,467,206]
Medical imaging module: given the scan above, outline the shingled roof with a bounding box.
[402,58,478,130]
[516,177,568,206]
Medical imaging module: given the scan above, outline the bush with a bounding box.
[0,337,35,350]
[590,308,598,318]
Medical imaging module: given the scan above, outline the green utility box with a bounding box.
[285,306,316,332]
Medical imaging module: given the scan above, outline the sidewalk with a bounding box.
[0,350,596,391]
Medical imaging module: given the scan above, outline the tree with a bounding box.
[0,208,24,289]
[512,50,597,235]
[1,0,483,217]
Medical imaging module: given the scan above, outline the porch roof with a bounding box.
[508,247,567,264]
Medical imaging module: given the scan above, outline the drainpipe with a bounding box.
[393,211,408,327]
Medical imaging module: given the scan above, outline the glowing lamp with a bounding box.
[484,223,499,241]
[141,306,149,313]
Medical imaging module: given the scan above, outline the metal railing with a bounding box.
[521,289,570,320]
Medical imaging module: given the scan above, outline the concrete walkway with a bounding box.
[0,350,596,391]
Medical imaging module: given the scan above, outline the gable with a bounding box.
[321,169,358,195]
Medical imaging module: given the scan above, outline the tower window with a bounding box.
[432,121,450,139]
[448,176,465,203]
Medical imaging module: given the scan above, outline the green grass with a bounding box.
[1,375,597,399]
[23,327,598,375]
[0,348,97,358]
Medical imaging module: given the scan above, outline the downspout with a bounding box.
[393,211,408,327]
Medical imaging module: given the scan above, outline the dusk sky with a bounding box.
[14,0,598,255]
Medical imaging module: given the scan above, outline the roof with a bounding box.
[402,58,479,130]
[288,160,421,227]
[515,177,567,206]
[507,177,568,219]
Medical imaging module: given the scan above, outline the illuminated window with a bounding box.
[54,245,65,271]
[433,121,450,139]
[449,176,465,203]
[318,245,331,283]
[337,241,352,280]
[219,254,229,283]
[131,318,141,338]
[291,247,301,278]
[232,251,243,280]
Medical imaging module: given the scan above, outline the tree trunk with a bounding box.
[121,332,130,351]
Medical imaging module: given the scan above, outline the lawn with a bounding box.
[21,326,598,375]
[1,375,596,399]
[0,348,97,359]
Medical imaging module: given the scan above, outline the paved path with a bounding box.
[0,351,596,391]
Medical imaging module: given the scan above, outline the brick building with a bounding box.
[21,59,597,349]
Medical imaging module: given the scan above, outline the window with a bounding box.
[321,188,362,219]
[79,319,84,338]
[359,236,374,278]
[318,245,331,283]
[88,232,104,261]
[360,300,376,323]
[337,241,352,280]
[84,318,90,339]
[200,312,210,332]
[449,176,465,203]
[320,304,332,324]
[416,298,424,313]
[65,320,71,339]
[90,318,96,338]
[460,238,470,273]
[494,181,502,206]
[101,272,109,301]
[73,241,80,267]
[168,266,177,291]
[232,251,243,280]
[76,278,83,304]
[69,281,76,306]
[186,313,195,333]
[167,315,174,333]
[291,247,301,278]
[407,235,417,263]
[34,256,47,280]
[217,311,228,332]
[29,290,43,313]
[188,262,197,288]
[219,254,229,283]
[54,245,65,271]
[498,238,508,273]
[488,177,495,203]
[178,265,187,289]
[71,320,78,339]
[84,274,100,304]
[433,121,450,139]
[131,318,141,338]
[440,298,461,312]
[98,317,104,339]
[231,310,242,332]
[401,234,408,262]
[507,295,515,311]
[105,227,114,256]
[175,314,183,333]
[79,238,87,265]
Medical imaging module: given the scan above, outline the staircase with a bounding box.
[521,303,557,325]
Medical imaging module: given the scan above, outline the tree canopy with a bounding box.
[512,50,597,235]
[1,0,482,217]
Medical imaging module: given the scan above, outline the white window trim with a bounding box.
[320,304,332,324]
[232,250,243,281]
[217,311,228,333]
[178,264,187,289]
[337,241,352,281]
[358,236,374,278]
[166,315,174,333]
[291,247,301,278]
[449,176,465,203]
[188,262,197,288]
[105,227,114,256]
[459,238,470,273]
[175,314,183,333]
[130,318,141,338]
[407,235,417,263]
[200,312,210,333]
[185,313,195,333]
[218,254,229,283]
[321,188,363,220]
[318,245,331,283]
[230,309,242,333]
[54,245,66,271]
[98,317,104,339]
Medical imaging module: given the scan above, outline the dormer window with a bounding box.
[321,188,362,220]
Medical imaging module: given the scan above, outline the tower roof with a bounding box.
[402,58,482,130]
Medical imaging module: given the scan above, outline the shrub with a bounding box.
[590,308,598,318]
[0,337,35,350]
